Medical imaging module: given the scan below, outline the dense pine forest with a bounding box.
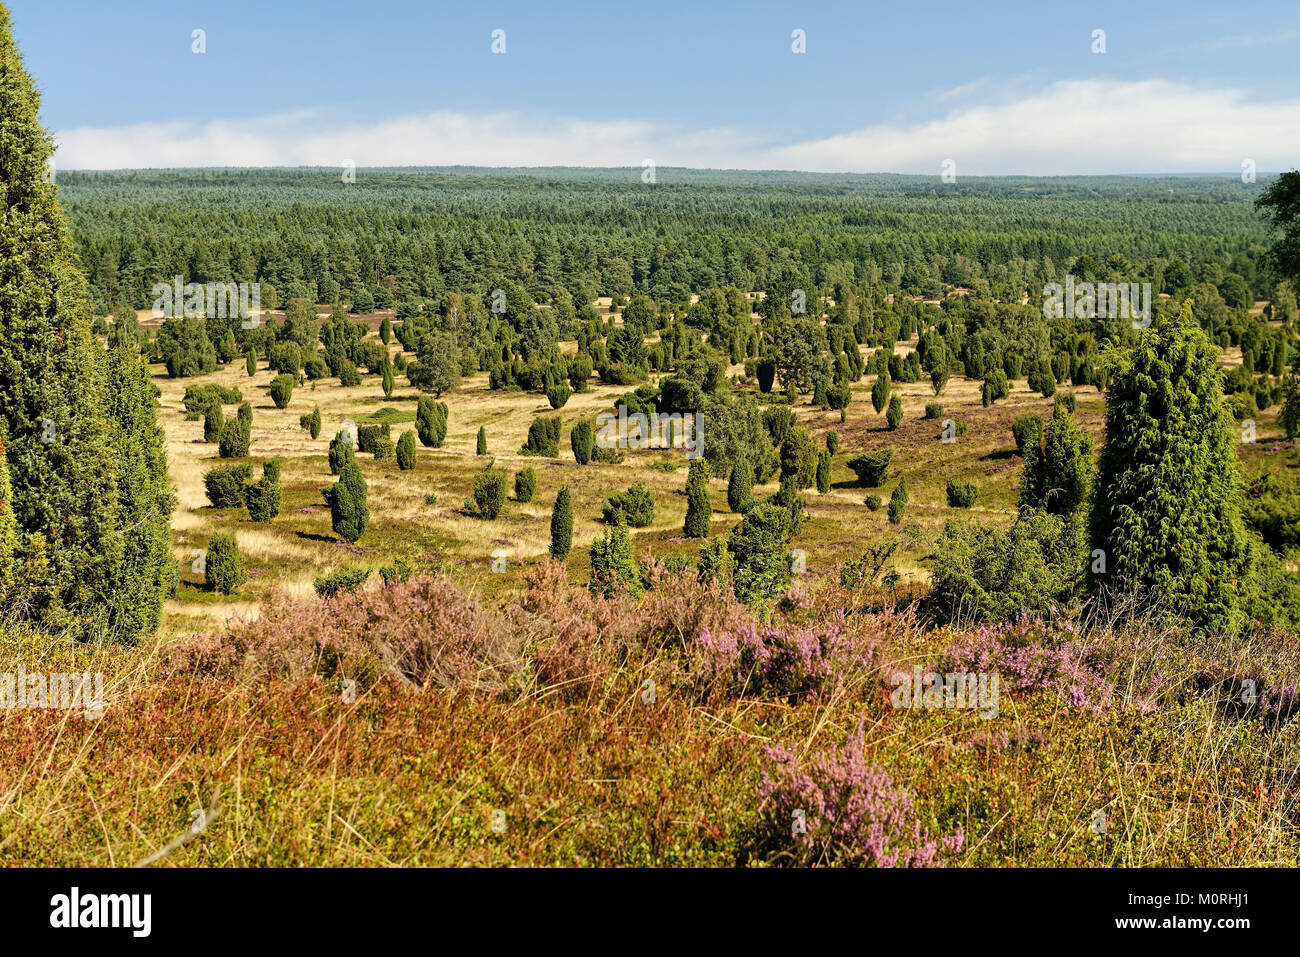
[60,168,1273,315]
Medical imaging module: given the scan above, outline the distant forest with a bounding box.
[57,168,1276,314]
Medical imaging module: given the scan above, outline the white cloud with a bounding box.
[51,78,1300,176]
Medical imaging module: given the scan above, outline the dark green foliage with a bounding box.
[864,494,882,511]
[313,567,371,599]
[589,521,643,599]
[887,476,908,524]
[1020,403,1093,516]
[924,402,944,420]
[569,353,593,392]
[846,450,892,486]
[372,436,395,462]
[1028,360,1056,397]
[727,459,755,512]
[946,478,979,508]
[268,342,302,377]
[409,332,462,396]
[203,464,252,508]
[0,10,150,631]
[815,450,832,493]
[602,483,655,527]
[1256,170,1300,287]
[570,419,595,464]
[381,363,395,398]
[338,359,361,387]
[871,372,891,414]
[521,416,561,456]
[550,486,574,560]
[299,405,322,439]
[245,460,282,523]
[472,466,508,519]
[1090,302,1252,633]
[328,431,356,474]
[325,461,370,543]
[182,384,241,419]
[982,369,1009,407]
[356,423,390,454]
[704,394,778,485]
[415,397,448,448]
[825,431,840,454]
[886,395,903,431]
[304,354,328,380]
[515,466,537,503]
[205,533,245,595]
[102,346,176,639]
[237,402,252,429]
[1281,374,1300,440]
[930,511,1087,622]
[778,425,817,489]
[1011,415,1044,456]
[546,381,571,409]
[696,536,733,588]
[203,403,223,443]
[773,474,807,538]
[269,373,295,409]
[755,358,776,393]
[396,430,416,470]
[726,501,793,610]
[1243,470,1300,550]
[683,459,712,537]
[476,426,488,455]
[218,419,251,458]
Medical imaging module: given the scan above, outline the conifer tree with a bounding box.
[326,461,369,543]
[102,346,176,638]
[549,486,573,559]
[684,459,712,537]
[816,449,832,493]
[1090,301,1252,633]
[1019,400,1093,517]
[396,430,416,470]
[727,459,754,512]
[0,7,131,629]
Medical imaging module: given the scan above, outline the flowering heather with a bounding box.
[695,610,879,698]
[757,720,964,867]
[167,575,523,692]
[937,618,1113,711]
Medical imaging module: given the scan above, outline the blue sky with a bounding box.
[11,0,1300,173]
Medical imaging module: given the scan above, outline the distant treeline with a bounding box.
[57,168,1277,315]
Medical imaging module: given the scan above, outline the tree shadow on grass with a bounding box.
[980,448,1017,461]
[294,531,338,544]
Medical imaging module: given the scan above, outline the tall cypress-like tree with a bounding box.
[0,5,129,630]
[103,346,176,638]
[684,459,712,538]
[1090,301,1252,633]
[1019,400,1093,517]
[549,486,573,560]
